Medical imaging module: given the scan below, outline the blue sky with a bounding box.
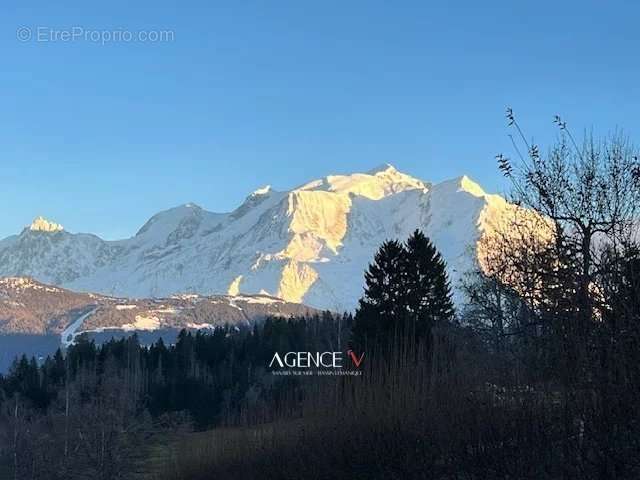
[1,1,638,239]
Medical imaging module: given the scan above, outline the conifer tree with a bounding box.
[405,229,455,337]
[352,232,454,347]
[353,240,409,345]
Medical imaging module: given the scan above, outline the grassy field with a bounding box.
[145,420,315,480]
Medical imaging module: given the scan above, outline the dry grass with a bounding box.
[149,329,566,480]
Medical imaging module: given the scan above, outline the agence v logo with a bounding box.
[268,349,365,376]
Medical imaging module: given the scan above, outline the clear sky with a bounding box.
[1,1,638,239]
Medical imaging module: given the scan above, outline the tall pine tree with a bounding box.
[352,240,409,345]
[405,229,455,338]
[352,231,454,347]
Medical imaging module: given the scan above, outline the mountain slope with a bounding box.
[0,277,318,371]
[0,277,317,338]
[0,165,515,311]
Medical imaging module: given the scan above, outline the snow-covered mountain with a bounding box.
[0,165,515,311]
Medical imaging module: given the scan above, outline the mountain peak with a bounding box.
[457,175,486,197]
[295,164,426,200]
[135,203,207,237]
[183,202,202,209]
[29,216,64,233]
[433,176,486,198]
[367,163,397,175]
[251,185,272,196]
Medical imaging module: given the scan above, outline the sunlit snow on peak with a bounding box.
[295,165,427,200]
[433,175,487,198]
[29,216,64,233]
[251,185,272,196]
[458,175,486,197]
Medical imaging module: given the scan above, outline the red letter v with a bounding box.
[347,350,365,368]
